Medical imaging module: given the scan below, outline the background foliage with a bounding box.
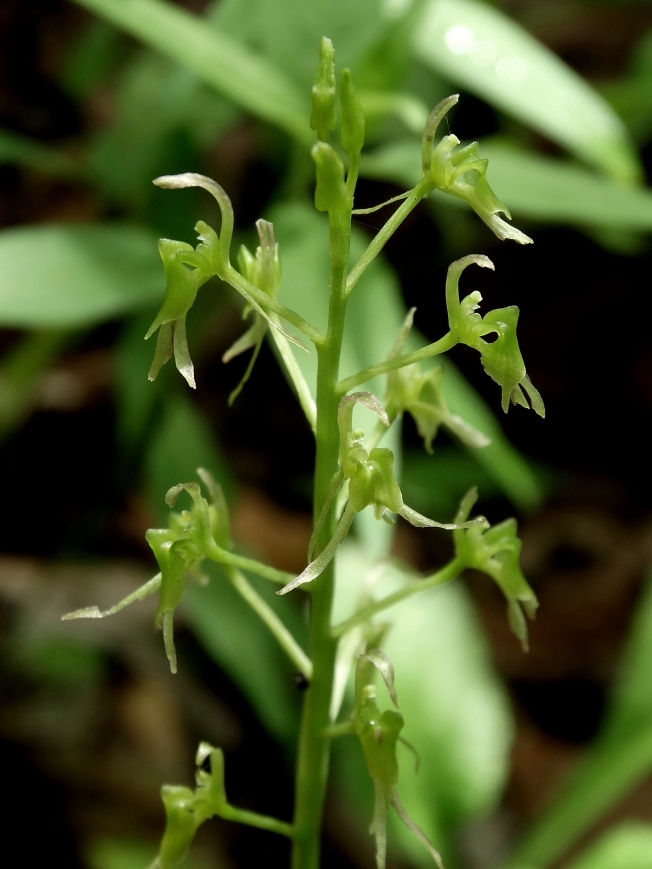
[2,1,652,868]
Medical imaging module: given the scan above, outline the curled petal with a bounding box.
[399,504,485,531]
[390,789,445,869]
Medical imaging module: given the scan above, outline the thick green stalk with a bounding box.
[291,209,351,869]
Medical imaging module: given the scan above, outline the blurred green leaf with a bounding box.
[412,0,640,182]
[385,581,512,865]
[566,823,652,869]
[0,329,76,441]
[87,837,209,869]
[59,19,124,99]
[144,392,233,515]
[506,571,652,869]
[186,565,301,746]
[402,448,499,519]
[0,126,80,177]
[89,51,237,205]
[17,637,105,687]
[0,223,163,328]
[213,0,387,91]
[362,138,652,232]
[331,542,513,865]
[601,30,652,146]
[72,0,310,142]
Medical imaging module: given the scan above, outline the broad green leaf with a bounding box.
[271,200,541,511]
[385,581,512,865]
[0,329,76,441]
[566,823,652,869]
[89,51,237,204]
[72,0,310,142]
[185,565,301,745]
[331,543,513,865]
[0,223,164,328]
[0,126,80,177]
[601,30,652,146]
[361,138,652,232]
[412,0,640,182]
[506,571,652,869]
[213,0,387,92]
[144,392,233,515]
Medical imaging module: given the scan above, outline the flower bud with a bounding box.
[310,37,337,141]
[339,68,365,156]
[312,142,349,212]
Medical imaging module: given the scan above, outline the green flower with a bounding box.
[385,308,491,452]
[352,651,445,869]
[158,743,228,868]
[62,469,229,674]
[454,488,538,650]
[446,255,545,415]
[422,95,532,245]
[145,236,213,388]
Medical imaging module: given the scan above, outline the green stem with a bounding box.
[336,332,457,394]
[291,208,351,869]
[331,557,463,637]
[223,566,313,678]
[345,175,431,297]
[207,543,296,585]
[225,265,324,344]
[219,803,295,839]
[269,314,318,433]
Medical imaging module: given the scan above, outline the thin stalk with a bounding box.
[269,314,318,433]
[345,175,431,297]
[225,265,325,345]
[219,803,295,839]
[291,208,351,869]
[331,557,463,638]
[337,332,457,394]
[224,566,313,679]
[206,544,296,585]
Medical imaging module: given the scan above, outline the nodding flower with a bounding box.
[445,255,545,416]
[454,487,538,651]
[421,94,532,245]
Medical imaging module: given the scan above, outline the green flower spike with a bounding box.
[278,393,484,596]
[446,255,545,416]
[453,487,538,650]
[385,308,491,452]
[422,95,532,245]
[354,651,445,869]
[223,218,281,405]
[62,468,230,674]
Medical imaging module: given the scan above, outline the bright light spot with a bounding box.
[471,40,496,67]
[496,56,528,85]
[383,0,412,18]
[445,25,475,55]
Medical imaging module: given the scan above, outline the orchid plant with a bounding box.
[63,38,543,869]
